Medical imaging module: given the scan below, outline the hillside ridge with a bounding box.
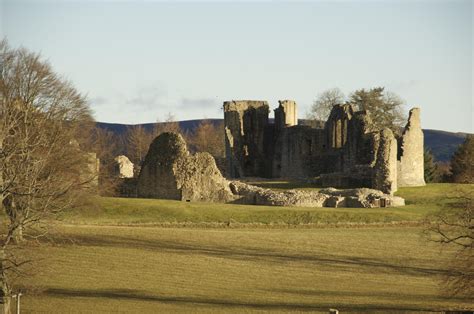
[96,120,469,162]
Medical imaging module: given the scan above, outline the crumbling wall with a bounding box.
[325,104,353,152]
[230,181,404,208]
[319,165,373,189]
[397,108,425,187]
[137,132,235,202]
[137,132,187,199]
[136,132,405,208]
[317,105,376,188]
[274,100,297,129]
[175,152,236,202]
[347,111,376,167]
[278,126,322,178]
[223,101,269,178]
[113,155,136,197]
[223,99,425,192]
[114,155,134,178]
[373,129,398,194]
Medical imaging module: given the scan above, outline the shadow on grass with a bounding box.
[52,233,449,278]
[44,287,450,312]
[265,287,472,303]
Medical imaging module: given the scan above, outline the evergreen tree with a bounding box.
[450,135,474,183]
[424,149,437,183]
[349,87,406,135]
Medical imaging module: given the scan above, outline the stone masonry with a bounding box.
[114,155,134,178]
[223,100,270,178]
[224,100,425,194]
[137,132,235,202]
[397,108,426,187]
[137,132,404,208]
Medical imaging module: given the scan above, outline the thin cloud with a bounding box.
[179,97,219,109]
[89,96,108,106]
[386,80,419,91]
[125,84,167,110]
[172,97,222,120]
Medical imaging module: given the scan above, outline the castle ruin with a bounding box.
[136,132,405,208]
[224,100,425,194]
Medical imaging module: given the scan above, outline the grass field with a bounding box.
[17,226,472,313]
[61,183,470,227]
[8,184,474,313]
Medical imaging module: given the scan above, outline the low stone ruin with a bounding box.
[114,155,134,178]
[230,181,328,207]
[229,181,404,208]
[136,132,405,208]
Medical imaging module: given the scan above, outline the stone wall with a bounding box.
[397,108,426,187]
[373,129,398,194]
[223,100,269,178]
[137,132,235,202]
[274,100,297,129]
[230,181,404,208]
[223,100,425,193]
[278,126,323,178]
[136,132,405,208]
[114,155,134,178]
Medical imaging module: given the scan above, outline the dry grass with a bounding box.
[6,183,473,313]
[14,225,472,313]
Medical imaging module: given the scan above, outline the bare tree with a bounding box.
[126,125,154,169]
[308,88,345,122]
[154,113,182,136]
[86,127,122,195]
[0,39,93,313]
[190,120,224,159]
[425,189,473,297]
[124,113,182,177]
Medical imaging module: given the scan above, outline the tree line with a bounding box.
[424,139,473,185]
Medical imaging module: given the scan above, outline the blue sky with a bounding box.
[1,0,472,132]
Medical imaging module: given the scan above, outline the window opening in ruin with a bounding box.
[343,119,348,145]
[336,119,342,148]
[243,145,249,156]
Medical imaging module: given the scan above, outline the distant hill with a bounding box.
[96,120,468,162]
[423,129,468,162]
[97,119,220,136]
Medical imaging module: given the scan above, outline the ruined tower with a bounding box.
[397,108,426,187]
[223,100,269,178]
[374,129,398,194]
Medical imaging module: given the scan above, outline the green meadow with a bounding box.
[9,184,474,313]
